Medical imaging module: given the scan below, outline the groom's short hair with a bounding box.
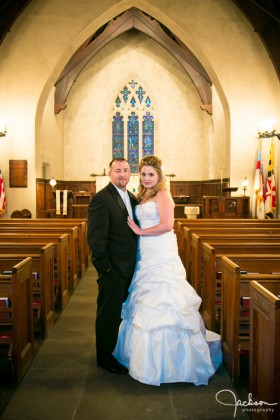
[109,158,129,169]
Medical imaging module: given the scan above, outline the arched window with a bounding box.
[112,80,154,173]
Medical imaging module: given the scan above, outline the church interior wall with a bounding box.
[0,0,279,217]
[37,88,65,181]
[63,31,209,181]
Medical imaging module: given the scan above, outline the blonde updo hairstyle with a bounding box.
[137,156,167,202]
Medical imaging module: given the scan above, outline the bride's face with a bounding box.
[140,165,159,189]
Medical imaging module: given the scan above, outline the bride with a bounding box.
[113,155,222,386]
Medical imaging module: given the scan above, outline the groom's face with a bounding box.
[109,160,131,192]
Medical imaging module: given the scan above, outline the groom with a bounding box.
[87,158,138,373]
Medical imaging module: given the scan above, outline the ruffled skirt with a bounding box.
[113,231,222,386]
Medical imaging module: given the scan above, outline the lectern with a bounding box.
[203,196,250,218]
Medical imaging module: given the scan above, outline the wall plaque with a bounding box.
[9,160,28,188]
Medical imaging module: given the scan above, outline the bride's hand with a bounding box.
[127,216,142,235]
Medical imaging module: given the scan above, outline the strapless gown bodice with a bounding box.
[113,201,222,386]
[135,201,159,228]
[135,201,179,256]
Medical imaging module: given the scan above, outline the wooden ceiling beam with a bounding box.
[54,7,212,114]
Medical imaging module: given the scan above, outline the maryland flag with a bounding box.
[265,140,276,218]
[253,149,265,219]
[0,169,6,215]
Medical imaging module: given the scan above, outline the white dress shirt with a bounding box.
[114,186,133,219]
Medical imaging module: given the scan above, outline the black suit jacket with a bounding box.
[87,182,138,278]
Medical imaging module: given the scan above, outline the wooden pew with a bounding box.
[0,257,33,382]
[174,218,188,237]
[0,226,79,290]
[177,222,280,265]
[189,233,280,291]
[0,233,69,310]
[175,220,280,262]
[0,219,89,276]
[185,224,280,260]
[220,256,280,382]
[175,218,280,228]
[249,281,280,419]
[0,243,55,338]
[174,218,280,238]
[201,246,280,332]
[32,219,89,273]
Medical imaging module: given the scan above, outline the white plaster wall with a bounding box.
[0,0,279,217]
[37,88,65,180]
[64,31,209,180]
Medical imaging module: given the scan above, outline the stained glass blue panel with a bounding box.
[121,86,130,103]
[112,112,124,158]
[130,97,136,108]
[127,112,139,173]
[115,96,121,108]
[136,86,145,103]
[129,80,137,89]
[145,96,151,107]
[142,112,154,156]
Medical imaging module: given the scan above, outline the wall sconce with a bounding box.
[258,120,280,139]
[0,122,7,137]
[258,129,280,140]
[242,177,249,196]
[49,177,57,189]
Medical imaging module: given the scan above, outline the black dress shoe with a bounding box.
[97,355,128,374]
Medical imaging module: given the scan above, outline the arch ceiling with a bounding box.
[1,1,279,81]
[54,7,213,115]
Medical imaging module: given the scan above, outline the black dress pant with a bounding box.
[95,267,131,364]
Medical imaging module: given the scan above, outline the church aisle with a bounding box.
[1,265,249,420]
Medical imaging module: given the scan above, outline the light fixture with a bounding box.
[0,121,7,137]
[242,177,249,196]
[49,177,57,189]
[258,119,280,140]
[258,129,280,139]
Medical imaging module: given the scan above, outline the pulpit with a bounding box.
[203,196,250,218]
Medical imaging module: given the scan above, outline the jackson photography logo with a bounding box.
[215,389,278,418]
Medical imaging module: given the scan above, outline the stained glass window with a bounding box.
[127,113,139,173]
[142,112,154,156]
[112,112,124,158]
[112,80,154,173]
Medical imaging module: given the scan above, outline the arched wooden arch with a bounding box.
[54,7,213,114]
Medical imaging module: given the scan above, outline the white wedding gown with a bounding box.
[113,201,222,386]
